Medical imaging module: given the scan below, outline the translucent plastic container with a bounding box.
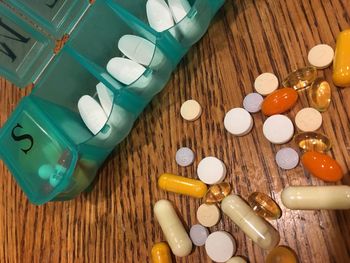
[0,0,225,205]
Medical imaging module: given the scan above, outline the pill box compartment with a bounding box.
[0,0,225,204]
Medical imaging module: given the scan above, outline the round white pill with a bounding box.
[180,99,202,121]
[226,257,247,263]
[175,147,195,167]
[275,147,299,170]
[197,156,226,185]
[254,73,279,96]
[243,93,264,113]
[295,107,323,132]
[263,115,294,144]
[190,224,209,246]
[205,231,236,263]
[308,44,334,69]
[224,108,253,136]
[197,204,221,227]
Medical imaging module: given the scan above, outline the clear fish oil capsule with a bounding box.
[247,192,282,220]
[266,246,298,263]
[294,132,331,153]
[282,66,317,91]
[308,78,332,112]
[204,182,232,204]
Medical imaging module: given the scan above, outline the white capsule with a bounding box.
[221,194,280,250]
[78,95,108,135]
[118,35,156,66]
[281,186,350,210]
[146,0,175,32]
[106,57,146,85]
[154,200,192,257]
[168,0,191,23]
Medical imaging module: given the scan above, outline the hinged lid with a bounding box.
[0,0,89,88]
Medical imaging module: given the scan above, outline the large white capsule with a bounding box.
[154,200,192,257]
[78,95,108,135]
[146,0,175,32]
[168,0,191,23]
[281,186,350,210]
[106,57,146,85]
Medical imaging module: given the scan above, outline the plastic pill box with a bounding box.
[0,0,225,205]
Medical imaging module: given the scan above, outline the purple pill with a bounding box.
[190,224,209,246]
[176,147,195,167]
[243,93,264,113]
[275,147,299,170]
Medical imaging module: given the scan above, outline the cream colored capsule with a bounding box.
[281,186,350,210]
[221,195,280,250]
[154,200,192,257]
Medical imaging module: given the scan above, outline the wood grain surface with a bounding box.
[1,0,350,262]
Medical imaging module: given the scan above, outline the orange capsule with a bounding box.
[301,151,343,182]
[262,88,298,116]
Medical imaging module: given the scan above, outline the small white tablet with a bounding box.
[263,115,294,144]
[205,231,236,263]
[197,156,226,185]
[254,73,279,96]
[196,204,221,227]
[224,108,253,136]
[295,107,323,132]
[308,44,334,69]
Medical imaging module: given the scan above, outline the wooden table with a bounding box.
[1,0,349,262]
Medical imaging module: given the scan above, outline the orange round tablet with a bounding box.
[262,88,298,116]
[301,151,343,182]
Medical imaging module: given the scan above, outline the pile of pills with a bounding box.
[150,30,350,262]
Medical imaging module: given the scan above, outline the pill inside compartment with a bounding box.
[112,0,225,49]
[26,48,137,202]
[67,0,173,101]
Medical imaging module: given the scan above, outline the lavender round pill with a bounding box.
[190,224,209,246]
[175,147,195,167]
[275,147,299,170]
[243,93,264,113]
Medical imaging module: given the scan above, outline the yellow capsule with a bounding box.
[158,173,207,198]
[333,29,350,87]
[151,242,173,263]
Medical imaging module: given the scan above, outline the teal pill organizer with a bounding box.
[0,0,225,205]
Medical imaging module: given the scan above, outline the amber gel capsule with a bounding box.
[154,200,192,257]
[221,195,280,250]
[281,186,350,210]
[151,242,173,263]
[158,173,207,198]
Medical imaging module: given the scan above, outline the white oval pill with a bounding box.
[154,200,192,257]
[190,224,209,246]
[197,156,226,185]
[175,147,195,167]
[118,35,155,66]
[168,0,191,23]
[254,73,279,96]
[263,115,294,144]
[205,231,236,263]
[146,0,175,32]
[180,99,202,121]
[107,57,146,85]
[96,82,113,115]
[226,257,247,263]
[275,147,299,170]
[295,107,323,132]
[196,204,221,227]
[243,93,264,113]
[224,108,253,136]
[78,95,108,135]
[308,44,334,69]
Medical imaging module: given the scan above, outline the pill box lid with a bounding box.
[0,97,78,205]
[0,0,89,88]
